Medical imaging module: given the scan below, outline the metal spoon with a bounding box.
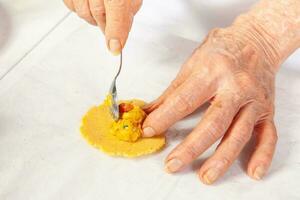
[108,52,123,121]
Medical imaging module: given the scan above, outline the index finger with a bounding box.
[142,71,217,137]
[104,0,132,55]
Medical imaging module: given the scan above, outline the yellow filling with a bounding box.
[110,104,146,142]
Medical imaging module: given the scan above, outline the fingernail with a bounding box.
[202,168,220,185]
[253,166,266,180]
[165,159,183,173]
[109,39,121,55]
[143,127,156,137]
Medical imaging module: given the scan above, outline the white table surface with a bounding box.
[0,0,300,199]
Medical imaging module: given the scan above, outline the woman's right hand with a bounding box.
[63,0,142,55]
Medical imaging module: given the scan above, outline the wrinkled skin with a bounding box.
[142,28,278,184]
[63,0,142,55]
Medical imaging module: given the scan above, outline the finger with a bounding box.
[247,120,277,180]
[164,93,242,173]
[104,0,132,55]
[143,51,199,113]
[64,0,75,11]
[143,70,217,137]
[73,0,97,25]
[89,0,106,31]
[198,105,257,185]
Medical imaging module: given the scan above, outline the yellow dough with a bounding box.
[80,99,166,158]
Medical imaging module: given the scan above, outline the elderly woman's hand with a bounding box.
[143,28,278,184]
[143,0,300,184]
[63,0,142,55]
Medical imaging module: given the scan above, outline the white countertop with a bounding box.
[0,0,300,199]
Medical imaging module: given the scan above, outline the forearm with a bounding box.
[228,0,300,69]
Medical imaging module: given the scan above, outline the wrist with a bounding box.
[227,0,300,71]
[226,17,281,72]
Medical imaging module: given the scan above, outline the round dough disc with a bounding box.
[80,100,166,158]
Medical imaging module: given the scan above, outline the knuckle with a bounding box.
[230,90,246,107]
[217,90,243,111]
[90,6,106,18]
[107,13,127,27]
[254,151,273,164]
[219,156,231,167]
[230,133,250,146]
[171,95,194,114]
[233,78,251,96]
[183,145,199,159]
[206,121,224,141]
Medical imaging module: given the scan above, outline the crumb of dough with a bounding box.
[80,98,165,158]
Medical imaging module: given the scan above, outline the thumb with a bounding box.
[104,0,133,55]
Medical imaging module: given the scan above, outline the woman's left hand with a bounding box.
[142,27,278,184]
